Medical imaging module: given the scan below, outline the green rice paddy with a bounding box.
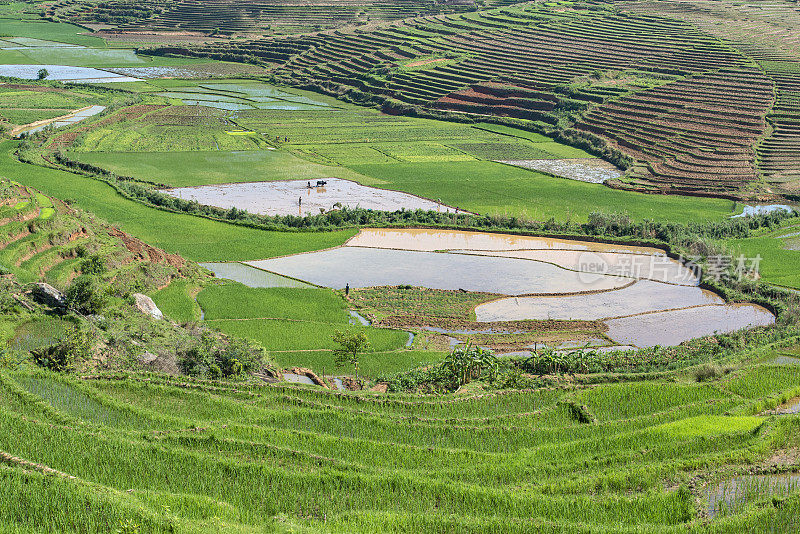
[0,141,355,261]
[0,8,798,530]
[729,219,800,289]
[65,96,735,223]
[197,283,409,354]
[68,149,374,188]
[1,358,800,532]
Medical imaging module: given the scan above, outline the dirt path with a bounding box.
[9,106,95,137]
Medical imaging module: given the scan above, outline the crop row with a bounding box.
[757,65,800,183]
[3,364,800,531]
[575,67,773,195]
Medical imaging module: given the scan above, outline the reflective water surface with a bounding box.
[604,304,774,347]
[164,179,450,217]
[247,247,632,295]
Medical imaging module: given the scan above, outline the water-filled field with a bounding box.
[164,178,450,216]
[199,262,312,288]
[498,158,624,183]
[0,64,139,82]
[247,228,775,347]
[13,104,105,135]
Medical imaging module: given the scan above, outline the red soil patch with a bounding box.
[108,227,185,269]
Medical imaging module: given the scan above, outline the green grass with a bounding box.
[197,284,349,323]
[150,279,201,324]
[0,86,101,126]
[0,140,355,261]
[351,160,734,223]
[0,19,107,47]
[73,122,270,153]
[0,47,148,67]
[728,220,800,289]
[0,108,69,125]
[63,100,734,223]
[67,149,373,187]
[272,349,446,376]
[208,318,408,352]
[655,415,763,439]
[473,123,554,143]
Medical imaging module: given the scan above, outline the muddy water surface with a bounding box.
[164,179,449,217]
[348,228,665,254]
[475,280,721,321]
[457,249,697,285]
[247,247,632,295]
[605,304,775,347]
[247,228,774,348]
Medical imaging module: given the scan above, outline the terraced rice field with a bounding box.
[248,228,775,349]
[2,363,800,532]
[2,2,800,531]
[46,0,510,36]
[0,180,185,293]
[143,1,800,197]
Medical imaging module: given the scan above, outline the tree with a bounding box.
[332,330,370,378]
[442,344,497,389]
[37,68,49,80]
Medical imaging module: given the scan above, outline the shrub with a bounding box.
[80,254,107,275]
[31,326,91,371]
[66,275,108,314]
[180,333,266,379]
[693,362,733,382]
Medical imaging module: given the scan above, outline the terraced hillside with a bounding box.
[2,359,800,532]
[757,62,800,191]
[616,0,800,193]
[575,67,774,196]
[0,179,188,293]
[147,1,800,197]
[46,0,509,36]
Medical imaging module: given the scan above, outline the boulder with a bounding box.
[132,293,163,320]
[32,282,67,308]
[137,351,158,365]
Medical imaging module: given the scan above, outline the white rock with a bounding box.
[132,293,163,320]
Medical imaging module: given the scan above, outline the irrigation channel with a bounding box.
[229,228,774,349]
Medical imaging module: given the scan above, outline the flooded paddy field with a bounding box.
[475,280,722,321]
[604,304,775,347]
[164,178,451,216]
[247,228,774,348]
[0,64,140,83]
[247,246,632,295]
[706,473,800,520]
[199,262,312,288]
[732,204,795,218]
[497,158,624,183]
[13,105,106,136]
[154,81,335,111]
